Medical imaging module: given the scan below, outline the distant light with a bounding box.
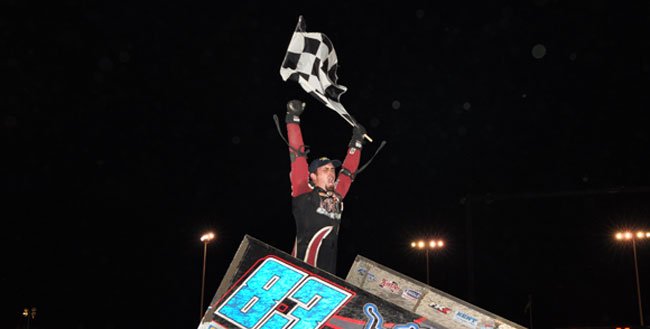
[615,232,623,240]
[392,100,401,110]
[624,232,633,240]
[531,44,546,59]
[646,232,650,238]
[413,238,444,250]
[637,231,645,239]
[201,232,215,242]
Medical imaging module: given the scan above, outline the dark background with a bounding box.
[3,1,650,328]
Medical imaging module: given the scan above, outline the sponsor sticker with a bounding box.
[479,319,496,329]
[454,311,479,328]
[358,267,377,282]
[358,267,369,276]
[401,289,422,300]
[428,302,453,314]
[379,278,401,294]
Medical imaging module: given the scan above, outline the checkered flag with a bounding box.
[280,16,357,128]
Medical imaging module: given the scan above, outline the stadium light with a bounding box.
[410,238,445,285]
[200,232,216,320]
[615,230,649,326]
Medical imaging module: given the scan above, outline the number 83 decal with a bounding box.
[215,257,353,329]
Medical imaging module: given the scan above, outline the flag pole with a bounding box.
[337,110,373,143]
[345,119,373,143]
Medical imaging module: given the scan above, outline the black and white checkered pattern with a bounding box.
[280,16,355,126]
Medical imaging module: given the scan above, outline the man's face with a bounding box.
[310,163,337,191]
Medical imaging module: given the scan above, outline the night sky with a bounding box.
[4,1,650,329]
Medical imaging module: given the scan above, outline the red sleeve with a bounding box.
[335,146,361,199]
[287,123,310,197]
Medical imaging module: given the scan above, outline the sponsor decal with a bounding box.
[379,279,401,294]
[401,289,422,301]
[479,319,496,329]
[214,257,354,329]
[428,302,452,314]
[357,267,377,282]
[454,311,479,328]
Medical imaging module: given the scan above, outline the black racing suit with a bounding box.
[287,121,361,274]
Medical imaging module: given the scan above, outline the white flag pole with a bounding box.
[327,102,373,142]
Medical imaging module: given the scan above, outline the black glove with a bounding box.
[348,124,366,149]
[285,100,306,124]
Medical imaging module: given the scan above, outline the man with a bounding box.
[284,99,365,274]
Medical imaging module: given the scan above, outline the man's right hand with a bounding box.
[286,100,306,123]
[349,124,367,149]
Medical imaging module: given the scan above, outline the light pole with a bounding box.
[615,230,650,326]
[200,232,216,321]
[410,239,444,285]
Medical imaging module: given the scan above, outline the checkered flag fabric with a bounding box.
[280,16,356,126]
